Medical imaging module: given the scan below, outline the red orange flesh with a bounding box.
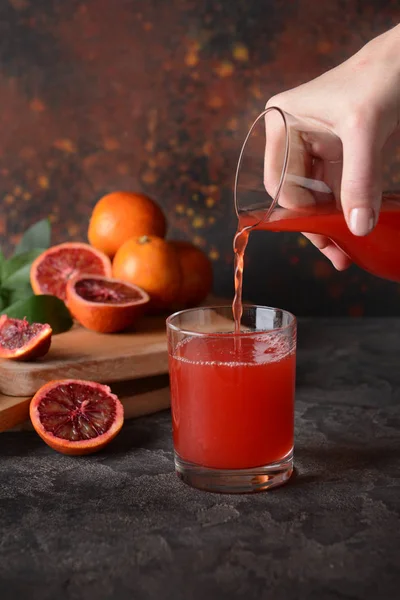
[30,242,112,301]
[0,315,52,361]
[29,379,124,455]
[66,274,149,332]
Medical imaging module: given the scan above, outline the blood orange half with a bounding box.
[30,242,112,301]
[0,315,52,361]
[66,274,150,333]
[30,379,124,455]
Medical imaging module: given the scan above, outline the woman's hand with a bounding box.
[265,24,400,270]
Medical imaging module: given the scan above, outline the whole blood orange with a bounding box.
[30,379,124,455]
[170,241,213,308]
[0,315,52,361]
[88,191,167,258]
[112,235,181,310]
[66,274,149,333]
[30,242,112,301]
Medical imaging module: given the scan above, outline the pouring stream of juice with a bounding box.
[232,227,251,333]
[233,193,400,332]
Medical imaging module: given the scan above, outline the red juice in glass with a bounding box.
[167,305,296,493]
[170,335,295,469]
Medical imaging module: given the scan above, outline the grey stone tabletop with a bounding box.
[0,319,399,600]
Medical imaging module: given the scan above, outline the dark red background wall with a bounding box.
[1,0,400,315]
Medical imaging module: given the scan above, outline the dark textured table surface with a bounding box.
[0,319,399,600]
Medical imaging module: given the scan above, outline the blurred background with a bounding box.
[0,0,400,315]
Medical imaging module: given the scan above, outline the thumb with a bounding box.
[341,129,382,236]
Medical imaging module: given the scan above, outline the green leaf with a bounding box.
[14,218,51,256]
[2,249,44,284]
[2,264,35,290]
[0,288,10,312]
[1,295,73,334]
[6,284,33,306]
[0,248,5,283]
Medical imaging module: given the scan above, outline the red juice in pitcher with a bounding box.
[239,193,400,283]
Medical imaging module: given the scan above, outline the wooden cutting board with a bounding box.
[0,315,168,397]
[0,374,171,432]
[0,296,234,431]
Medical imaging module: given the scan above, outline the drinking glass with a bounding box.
[167,305,297,493]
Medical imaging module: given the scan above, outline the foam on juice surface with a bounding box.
[174,334,294,367]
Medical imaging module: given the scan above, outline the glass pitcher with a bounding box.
[234,107,400,282]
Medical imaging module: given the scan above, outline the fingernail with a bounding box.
[349,207,375,236]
